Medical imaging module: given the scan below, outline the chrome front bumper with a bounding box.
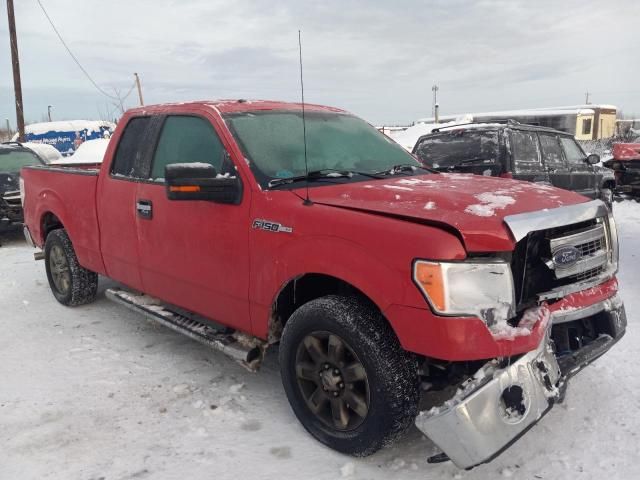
[415,299,626,470]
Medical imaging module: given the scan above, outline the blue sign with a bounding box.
[24,127,112,156]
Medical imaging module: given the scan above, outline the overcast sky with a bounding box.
[1,0,639,126]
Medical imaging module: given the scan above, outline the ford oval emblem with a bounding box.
[552,246,581,268]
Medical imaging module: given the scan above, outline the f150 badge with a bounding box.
[252,219,293,233]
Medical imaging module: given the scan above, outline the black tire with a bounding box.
[44,229,98,306]
[279,295,419,456]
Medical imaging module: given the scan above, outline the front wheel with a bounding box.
[44,229,98,306]
[279,295,419,456]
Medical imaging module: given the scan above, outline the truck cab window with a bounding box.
[415,131,498,168]
[539,134,565,168]
[560,137,587,164]
[151,116,227,181]
[511,131,540,172]
[111,116,151,178]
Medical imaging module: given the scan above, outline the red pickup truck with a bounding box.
[21,100,626,468]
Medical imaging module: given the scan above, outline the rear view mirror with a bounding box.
[165,162,241,204]
[586,153,600,165]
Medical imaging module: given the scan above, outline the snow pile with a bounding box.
[465,192,516,217]
[385,117,471,151]
[52,139,109,165]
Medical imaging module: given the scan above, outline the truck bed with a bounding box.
[21,164,106,274]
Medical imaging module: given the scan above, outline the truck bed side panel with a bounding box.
[22,166,106,275]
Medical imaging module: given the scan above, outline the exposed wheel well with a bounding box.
[41,212,63,239]
[269,274,379,343]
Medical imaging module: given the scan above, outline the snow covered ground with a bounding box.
[1,201,639,480]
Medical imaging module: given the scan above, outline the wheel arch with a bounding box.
[41,211,64,241]
[268,273,389,344]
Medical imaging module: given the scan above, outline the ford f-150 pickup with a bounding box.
[20,100,627,469]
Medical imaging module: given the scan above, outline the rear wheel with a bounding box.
[279,295,419,456]
[45,229,98,306]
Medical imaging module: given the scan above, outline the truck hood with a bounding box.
[304,173,589,252]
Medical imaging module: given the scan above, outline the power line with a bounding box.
[120,80,138,103]
[35,0,119,100]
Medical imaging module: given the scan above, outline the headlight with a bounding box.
[413,260,515,324]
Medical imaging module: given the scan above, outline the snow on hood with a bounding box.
[304,173,589,252]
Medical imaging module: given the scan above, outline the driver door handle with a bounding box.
[136,199,153,220]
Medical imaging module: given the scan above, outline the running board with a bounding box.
[105,288,266,371]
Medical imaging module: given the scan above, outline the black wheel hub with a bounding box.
[294,331,370,431]
[319,364,344,393]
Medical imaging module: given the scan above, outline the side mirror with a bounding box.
[165,163,241,204]
[586,153,600,165]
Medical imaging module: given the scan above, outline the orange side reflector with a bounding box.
[415,262,446,311]
[169,185,201,193]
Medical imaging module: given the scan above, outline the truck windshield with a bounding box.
[0,150,42,173]
[223,110,422,187]
[415,131,499,168]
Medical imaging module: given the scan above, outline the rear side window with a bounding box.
[414,131,499,168]
[539,134,564,167]
[511,131,540,172]
[560,137,586,164]
[151,116,226,180]
[111,116,150,178]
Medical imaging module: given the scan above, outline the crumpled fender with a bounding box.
[249,234,421,339]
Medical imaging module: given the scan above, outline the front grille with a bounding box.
[549,223,608,280]
[2,190,21,206]
[578,238,605,257]
[512,217,612,311]
[568,265,605,283]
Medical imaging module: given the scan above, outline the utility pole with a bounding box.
[585,91,591,104]
[432,84,439,118]
[6,0,25,142]
[47,105,53,122]
[134,72,144,106]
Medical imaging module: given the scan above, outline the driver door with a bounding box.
[559,136,597,198]
[135,113,252,331]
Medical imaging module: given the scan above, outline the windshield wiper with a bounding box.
[267,169,382,188]
[373,163,435,176]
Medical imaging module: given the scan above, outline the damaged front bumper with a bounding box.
[415,297,627,470]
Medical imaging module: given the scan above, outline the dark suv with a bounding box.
[412,121,615,205]
[1,142,45,231]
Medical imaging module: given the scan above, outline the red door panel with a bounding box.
[135,182,251,331]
